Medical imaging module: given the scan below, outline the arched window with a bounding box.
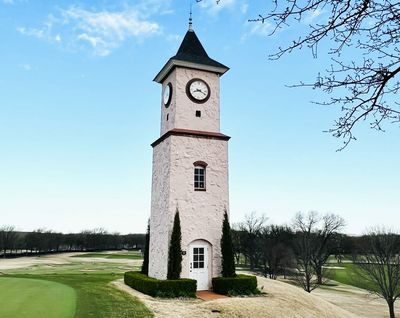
[193,161,207,191]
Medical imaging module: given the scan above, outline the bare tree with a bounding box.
[292,212,320,292]
[238,212,268,270]
[292,211,345,292]
[200,0,400,144]
[245,0,400,149]
[260,225,295,279]
[231,225,245,265]
[0,225,18,258]
[312,213,346,284]
[353,228,400,318]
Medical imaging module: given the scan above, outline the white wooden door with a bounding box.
[189,245,209,290]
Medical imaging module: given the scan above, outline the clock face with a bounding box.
[186,79,210,103]
[163,82,172,107]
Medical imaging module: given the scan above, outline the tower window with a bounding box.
[166,114,169,121]
[193,161,207,191]
[196,110,201,117]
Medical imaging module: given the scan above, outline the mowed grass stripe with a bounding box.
[71,253,142,260]
[326,263,380,291]
[4,273,153,318]
[0,277,76,318]
[1,252,152,318]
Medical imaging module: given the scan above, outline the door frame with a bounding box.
[188,239,212,290]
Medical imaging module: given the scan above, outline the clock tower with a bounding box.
[148,25,230,290]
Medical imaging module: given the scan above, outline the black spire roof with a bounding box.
[154,29,229,83]
[171,30,228,70]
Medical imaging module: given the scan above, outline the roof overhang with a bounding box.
[151,128,230,147]
[153,59,229,83]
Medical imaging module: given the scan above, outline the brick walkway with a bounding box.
[196,290,228,301]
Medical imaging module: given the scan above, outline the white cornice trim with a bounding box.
[153,59,229,83]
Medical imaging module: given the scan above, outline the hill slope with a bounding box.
[116,276,358,318]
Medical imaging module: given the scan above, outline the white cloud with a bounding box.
[18,63,31,71]
[17,26,45,39]
[250,22,273,37]
[77,33,104,47]
[77,33,110,56]
[197,0,236,15]
[62,7,159,39]
[60,7,160,56]
[17,5,163,57]
[240,21,274,43]
[17,19,61,44]
[304,9,325,24]
[241,3,248,14]
[3,0,28,5]
[133,0,173,16]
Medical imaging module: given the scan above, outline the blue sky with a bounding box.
[0,0,399,234]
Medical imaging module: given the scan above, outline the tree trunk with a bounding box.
[388,299,396,318]
[235,254,240,265]
[250,258,254,270]
[316,266,323,285]
[305,272,312,293]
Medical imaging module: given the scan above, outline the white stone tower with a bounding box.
[148,25,230,291]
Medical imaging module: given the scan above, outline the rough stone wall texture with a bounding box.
[170,135,229,284]
[160,67,220,135]
[160,71,176,135]
[148,138,171,279]
[150,65,228,288]
[149,133,229,288]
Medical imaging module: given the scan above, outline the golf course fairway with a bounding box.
[0,277,76,318]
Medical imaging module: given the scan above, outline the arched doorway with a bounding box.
[188,239,212,290]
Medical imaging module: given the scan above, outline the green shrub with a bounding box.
[212,274,258,295]
[141,221,150,275]
[124,271,196,298]
[167,210,182,279]
[221,211,236,277]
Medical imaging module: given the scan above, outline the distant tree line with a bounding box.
[0,225,145,258]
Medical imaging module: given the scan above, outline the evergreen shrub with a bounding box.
[167,210,182,279]
[221,211,236,277]
[124,271,196,298]
[212,274,258,295]
[141,221,150,275]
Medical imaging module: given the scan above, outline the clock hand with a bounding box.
[194,89,206,95]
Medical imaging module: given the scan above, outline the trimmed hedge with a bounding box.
[212,274,258,295]
[124,271,197,298]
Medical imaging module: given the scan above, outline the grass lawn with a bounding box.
[1,253,152,318]
[325,263,379,291]
[0,277,76,318]
[71,252,143,260]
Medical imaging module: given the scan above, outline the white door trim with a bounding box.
[188,240,210,290]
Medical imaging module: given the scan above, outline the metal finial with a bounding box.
[189,0,193,31]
